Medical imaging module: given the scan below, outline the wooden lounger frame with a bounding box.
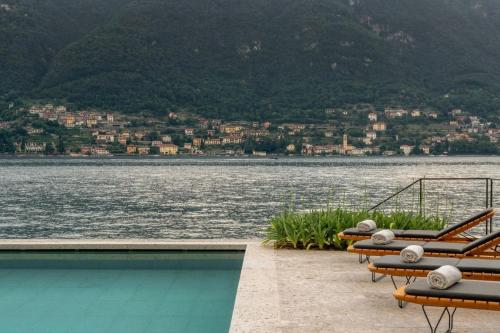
[338,232,470,242]
[347,235,500,260]
[338,208,496,242]
[394,286,500,311]
[368,263,500,282]
[369,263,500,309]
[394,285,500,333]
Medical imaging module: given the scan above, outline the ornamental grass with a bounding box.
[263,208,447,250]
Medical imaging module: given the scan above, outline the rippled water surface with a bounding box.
[0,156,499,239]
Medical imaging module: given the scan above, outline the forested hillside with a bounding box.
[1,0,500,120]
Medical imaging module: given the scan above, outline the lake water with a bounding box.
[0,156,499,239]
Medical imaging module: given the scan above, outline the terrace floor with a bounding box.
[231,242,500,333]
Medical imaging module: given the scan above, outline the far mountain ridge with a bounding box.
[1,0,500,121]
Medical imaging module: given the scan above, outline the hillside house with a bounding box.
[427,112,438,119]
[385,108,408,118]
[159,144,178,155]
[25,142,46,153]
[151,141,162,147]
[400,145,414,156]
[252,150,267,157]
[204,138,221,145]
[222,136,243,145]
[138,147,150,155]
[447,133,473,142]
[91,146,110,156]
[220,124,244,134]
[127,145,138,154]
[372,122,387,131]
[199,119,209,128]
[134,132,145,140]
[95,132,115,144]
[193,138,203,146]
[245,129,269,137]
[301,144,314,155]
[411,110,421,117]
[313,145,337,155]
[86,117,98,127]
[26,127,44,135]
[368,112,378,122]
[80,146,91,155]
[420,145,431,155]
[282,123,306,131]
[64,114,76,127]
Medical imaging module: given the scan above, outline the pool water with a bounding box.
[0,251,243,333]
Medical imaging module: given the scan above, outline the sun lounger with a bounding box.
[338,208,495,242]
[369,255,500,306]
[394,280,500,332]
[348,229,500,261]
[370,255,500,280]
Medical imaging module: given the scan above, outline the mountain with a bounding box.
[2,0,500,120]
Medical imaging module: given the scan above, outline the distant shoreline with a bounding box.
[0,154,499,159]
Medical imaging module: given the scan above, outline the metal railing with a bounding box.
[369,177,499,234]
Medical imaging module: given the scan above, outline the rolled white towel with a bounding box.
[357,219,377,232]
[371,229,395,245]
[400,245,424,263]
[427,265,462,290]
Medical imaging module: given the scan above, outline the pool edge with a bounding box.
[0,239,248,251]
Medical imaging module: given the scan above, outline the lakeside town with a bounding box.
[0,103,498,157]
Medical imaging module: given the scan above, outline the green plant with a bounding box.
[263,207,447,250]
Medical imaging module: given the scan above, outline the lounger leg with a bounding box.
[390,276,416,289]
[390,276,416,308]
[371,271,385,283]
[406,276,417,285]
[421,305,453,333]
[447,308,456,332]
[358,254,370,264]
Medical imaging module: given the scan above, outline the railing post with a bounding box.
[490,179,494,234]
[419,179,423,216]
[486,179,490,234]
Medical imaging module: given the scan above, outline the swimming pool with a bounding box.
[0,251,243,333]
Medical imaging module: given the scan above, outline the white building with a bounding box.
[400,145,414,156]
[368,112,378,122]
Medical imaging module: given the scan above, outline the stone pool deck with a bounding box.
[231,242,500,333]
[0,239,498,332]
